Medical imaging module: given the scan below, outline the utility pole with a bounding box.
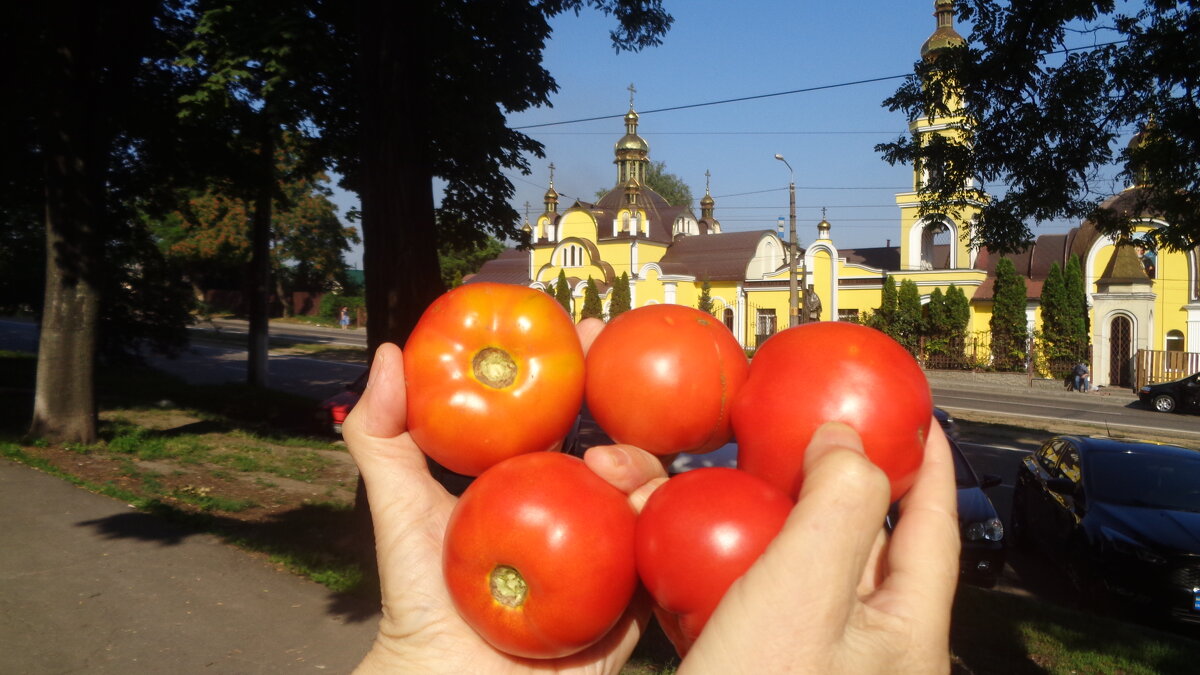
[775,154,800,327]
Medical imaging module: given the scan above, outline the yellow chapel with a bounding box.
[468,0,1200,389]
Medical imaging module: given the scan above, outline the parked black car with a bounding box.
[1011,435,1200,624]
[883,408,1005,587]
[1138,371,1200,413]
[944,435,1006,587]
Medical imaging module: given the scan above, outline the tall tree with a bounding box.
[581,278,603,320]
[348,0,673,359]
[554,269,573,316]
[894,278,925,354]
[7,0,171,444]
[879,1,1200,253]
[153,163,358,308]
[1064,254,1090,353]
[925,287,950,348]
[609,271,632,319]
[180,0,345,385]
[697,278,714,314]
[1037,262,1072,366]
[990,257,1029,371]
[868,274,898,335]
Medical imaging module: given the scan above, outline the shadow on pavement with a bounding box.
[75,501,382,624]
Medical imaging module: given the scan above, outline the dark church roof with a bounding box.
[463,248,531,286]
[657,230,780,281]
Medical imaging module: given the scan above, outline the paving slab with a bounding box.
[0,460,378,674]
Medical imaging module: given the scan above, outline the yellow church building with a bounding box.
[468,0,1200,390]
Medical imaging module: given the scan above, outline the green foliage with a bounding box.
[868,275,898,335]
[1037,255,1090,376]
[318,294,365,323]
[609,272,632,319]
[1064,254,1090,344]
[581,278,604,320]
[892,278,925,354]
[595,159,693,208]
[1037,263,1071,357]
[438,236,503,288]
[990,258,1029,371]
[645,160,694,208]
[554,270,573,316]
[150,139,359,296]
[697,278,714,314]
[878,2,1200,252]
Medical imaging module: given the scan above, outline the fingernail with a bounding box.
[606,446,630,467]
[366,346,387,392]
[812,421,864,453]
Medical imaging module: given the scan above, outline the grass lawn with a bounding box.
[2,349,1197,672]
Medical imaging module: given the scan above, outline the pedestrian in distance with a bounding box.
[1072,362,1090,393]
[339,306,350,330]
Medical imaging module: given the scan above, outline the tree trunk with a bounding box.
[246,126,274,387]
[29,2,110,444]
[356,0,444,359]
[351,0,447,569]
[31,187,101,444]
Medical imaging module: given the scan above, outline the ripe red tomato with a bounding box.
[585,304,749,456]
[404,282,585,476]
[636,468,793,649]
[732,322,932,501]
[442,452,639,659]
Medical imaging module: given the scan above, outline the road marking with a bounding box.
[944,405,1200,439]
[942,394,1130,416]
[958,441,1029,454]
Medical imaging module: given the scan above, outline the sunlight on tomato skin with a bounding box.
[732,322,932,502]
[443,453,638,659]
[404,283,585,476]
[635,468,793,650]
[585,304,749,456]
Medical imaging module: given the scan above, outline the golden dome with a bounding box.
[921,1,965,61]
[700,193,715,207]
[616,133,649,153]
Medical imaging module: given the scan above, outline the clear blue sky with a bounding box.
[335,0,1129,269]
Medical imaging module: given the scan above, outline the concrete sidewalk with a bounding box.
[0,460,377,674]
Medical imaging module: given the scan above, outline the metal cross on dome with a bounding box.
[628,83,637,108]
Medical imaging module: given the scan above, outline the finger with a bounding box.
[584,444,669,512]
[576,317,605,356]
[346,342,407,440]
[759,423,892,628]
[343,343,446,500]
[876,419,960,611]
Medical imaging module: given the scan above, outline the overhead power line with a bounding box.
[512,75,909,130]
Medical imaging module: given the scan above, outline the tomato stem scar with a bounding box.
[490,565,528,608]
[473,347,517,388]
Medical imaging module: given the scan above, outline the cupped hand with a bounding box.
[345,318,668,674]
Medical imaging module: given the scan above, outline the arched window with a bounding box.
[559,243,584,267]
[921,221,951,270]
[1166,330,1185,352]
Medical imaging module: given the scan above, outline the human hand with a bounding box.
[676,420,959,674]
[344,318,668,674]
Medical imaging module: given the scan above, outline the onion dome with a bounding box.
[1127,119,1159,187]
[921,1,965,61]
[615,110,649,154]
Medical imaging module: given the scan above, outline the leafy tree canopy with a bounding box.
[439,235,503,288]
[596,160,693,208]
[878,1,1200,253]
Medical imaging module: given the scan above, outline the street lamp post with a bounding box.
[775,154,801,326]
